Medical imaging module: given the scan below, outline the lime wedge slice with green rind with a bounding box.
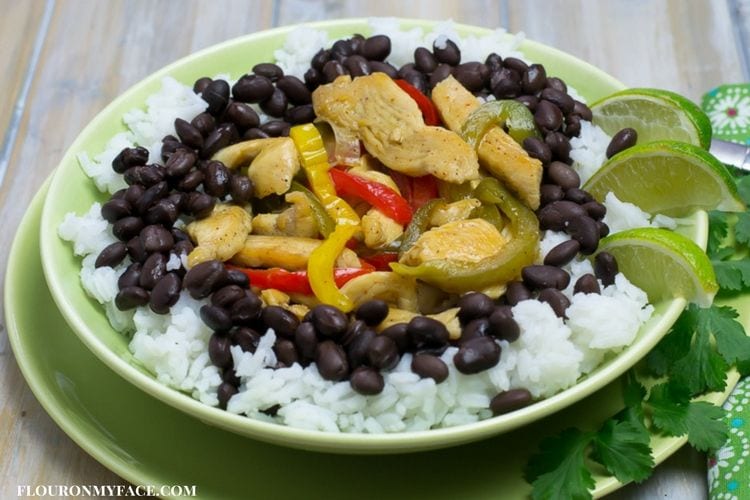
[597,227,718,307]
[591,88,712,149]
[583,141,745,217]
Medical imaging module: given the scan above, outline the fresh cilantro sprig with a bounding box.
[710,175,750,292]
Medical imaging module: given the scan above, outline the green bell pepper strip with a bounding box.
[290,181,335,238]
[398,199,446,258]
[390,178,539,293]
[471,203,505,232]
[460,100,539,149]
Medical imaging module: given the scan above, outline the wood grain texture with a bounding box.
[0,1,744,498]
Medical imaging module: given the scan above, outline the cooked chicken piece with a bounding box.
[230,235,361,271]
[252,191,319,238]
[432,76,543,209]
[339,271,418,310]
[400,218,507,267]
[212,138,300,198]
[377,307,461,340]
[259,288,310,319]
[186,204,253,267]
[428,198,482,227]
[349,155,401,192]
[313,73,480,183]
[361,209,404,248]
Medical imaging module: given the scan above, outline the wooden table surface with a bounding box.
[1,1,748,498]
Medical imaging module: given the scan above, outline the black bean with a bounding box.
[540,184,564,206]
[598,221,611,238]
[545,132,572,163]
[574,273,601,295]
[367,335,399,370]
[274,339,299,367]
[112,146,149,173]
[349,366,384,395]
[260,306,298,339]
[209,333,232,368]
[225,269,250,289]
[414,47,437,73]
[537,288,571,318]
[544,239,580,267]
[101,198,131,223]
[564,187,593,205]
[201,304,233,332]
[362,35,391,61]
[354,300,389,326]
[201,123,236,159]
[540,87,575,115]
[380,323,411,353]
[488,306,520,342]
[539,200,588,231]
[594,251,619,286]
[139,225,174,254]
[174,118,203,149]
[311,49,331,71]
[368,61,398,79]
[522,64,547,94]
[461,318,490,343]
[503,57,528,74]
[516,94,539,112]
[231,326,261,353]
[457,292,495,323]
[191,112,216,136]
[203,161,230,198]
[260,88,288,118]
[303,67,323,89]
[583,201,606,220]
[124,185,145,206]
[285,104,315,125]
[149,272,181,314]
[172,240,193,259]
[95,241,127,268]
[160,139,182,162]
[429,63,453,89]
[211,285,246,309]
[145,199,179,227]
[259,120,290,137]
[126,235,147,263]
[491,67,521,98]
[124,165,165,188]
[113,216,144,241]
[217,382,237,410]
[344,55,371,78]
[522,265,571,290]
[322,60,347,82]
[230,293,263,325]
[164,149,196,179]
[547,161,580,190]
[433,37,460,65]
[276,75,312,105]
[224,101,260,130]
[454,336,501,374]
[565,114,582,137]
[229,174,253,204]
[183,260,227,299]
[118,262,142,289]
[308,304,347,339]
[202,79,230,116]
[316,340,349,381]
[115,286,149,310]
[411,354,448,383]
[566,215,600,254]
[193,77,212,94]
[523,137,552,164]
[331,39,354,58]
[343,321,376,368]
[606,128,638,158]
[546,76,567,93]
[252,62,283,81]
[454,62,488,92]
[139,253,166,290]
[572,100,593,121]
[402,71,428,94]
[535,100,564,131]
[294,322,319,360]
[222,367,240,387]
[186,192,215,219]
[505,281,532,306]
[490,388,533,415]
[408,316,449,348]
[485,52,503,72]
[232,74,275,103]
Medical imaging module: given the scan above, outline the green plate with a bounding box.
[38,19,708,453]
[11,181,749,498]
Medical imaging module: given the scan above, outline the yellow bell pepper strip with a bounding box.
[290,123,361,311]
[391,178,539,292]
[290,181,335,238]
[460,100,539,149]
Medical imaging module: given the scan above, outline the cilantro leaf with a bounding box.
[706,305,750,366]
[622,371,647,409]
[592,419,653,483]
[707,210,729,255]
[737,174,750,205]
[671,327,727,395]
[525,428,595,500]
[712,258,750,292]
[647,383,728,452]
[646,308,698,377]
[735,212,750,246]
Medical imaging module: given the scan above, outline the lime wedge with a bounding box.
[591,88,712,149]
[583,141,745,216]
[597,228,718,307]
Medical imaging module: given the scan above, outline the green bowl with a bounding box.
[39,18,705,454]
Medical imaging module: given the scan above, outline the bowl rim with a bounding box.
[39,17,702,453]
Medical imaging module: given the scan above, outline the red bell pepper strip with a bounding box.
[329,168,413,225]
[393,79,441,126]
[228,266,374,296]
[409,174,439,210]
[361,252,400,271]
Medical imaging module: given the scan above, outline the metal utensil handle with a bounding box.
[710,139,750,171]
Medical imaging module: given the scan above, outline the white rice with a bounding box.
[60,20,661,433]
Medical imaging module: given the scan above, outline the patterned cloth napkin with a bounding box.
[703,83,750,500]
